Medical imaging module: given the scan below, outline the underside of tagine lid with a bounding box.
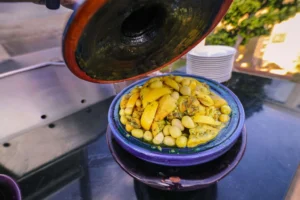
[63,0,233,83]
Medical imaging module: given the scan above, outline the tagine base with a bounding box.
[106,126,247,191]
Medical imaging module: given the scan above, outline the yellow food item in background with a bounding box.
[118,75,232,148]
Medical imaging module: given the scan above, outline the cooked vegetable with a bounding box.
[131,129,144,139]
[119,109,125,116]
[169,126,182,138]
[174,76,183,83]
[171,119,184,131]
[211,95,227,108]
[126,93,140,108]
[219,114,230,123]
[155,95,177,121]
[221,105,232,115]
[136,99,142,107]
[164,78,180,91]
[193,115,221,126]
[153,132,164,145]
[180,85,191,96]
[163,136,176,146]
[171,91,180,100]
[176,136,188,148]
[124,107,133,115]
[149,80,163,89]
[120,116,127,125]
[163,125,172,136]
[125,123,133,132]
[181,79,191,86]
[182,116,195,129]
[141,101,158,131]
[151,121,165,137]
[118,75,232,148]
[143,131,153,142]
[197,93,214,107]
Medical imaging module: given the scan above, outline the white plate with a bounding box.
[188,45,236,57]
[187,54,234,60]
[187,65,233,72]
[187,62,234,68]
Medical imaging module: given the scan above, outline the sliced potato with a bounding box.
[197,93,214,107]
[120,94,130,109]
[126,93,140,108]
[211,95,227,108]
[164,78,180,91]
[155,95,177,121]
[141,101,159,131]
[143,88,172,105]
[193,115,221,126]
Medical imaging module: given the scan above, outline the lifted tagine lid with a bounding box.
[63,0,233,83]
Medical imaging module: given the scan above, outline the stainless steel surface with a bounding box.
[0,61,65,78]
[0,60,115,143]
[0,0,82,9]
[0,97,113,176]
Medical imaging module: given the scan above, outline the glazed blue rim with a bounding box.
[108,73,245,155]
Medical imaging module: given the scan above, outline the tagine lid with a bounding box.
[63,0,233,83]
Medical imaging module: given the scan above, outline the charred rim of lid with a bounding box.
[120,4,166,45]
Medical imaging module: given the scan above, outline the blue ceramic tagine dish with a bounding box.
[108,73,245,166]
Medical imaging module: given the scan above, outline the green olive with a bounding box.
[153,132,164,145]
[149,80,163,89]
[221,105,232,115]
[182,79,191,86]
[176,136,188,148]
[175,76,183,83]
[163,125,171,136]
[131,129,144,139]
[180,86,191,96]
[169,126,182,138]
[143,131,153,142]
[171,119,184,131]
[171,91,180,100]
[120,116,127,125]
[163,136,176,146]
[124,107,133,115]
[119,109,125,116]
[181,116,195,129]
[219,114,230,123]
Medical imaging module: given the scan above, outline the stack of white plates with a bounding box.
[186,45,236,83]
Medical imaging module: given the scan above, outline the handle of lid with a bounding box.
[46,0,60,9]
